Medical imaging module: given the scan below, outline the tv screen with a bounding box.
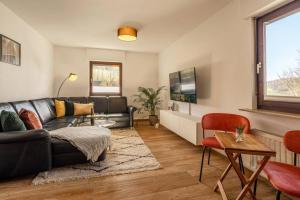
[169,72,181,101]
[169,67,197,104]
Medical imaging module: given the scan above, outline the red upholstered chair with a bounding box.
[199,113,250,182]
[254,130,300,200]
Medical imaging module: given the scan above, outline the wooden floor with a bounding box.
[0,123,290,200]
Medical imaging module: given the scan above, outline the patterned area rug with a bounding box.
[32,128,160,185]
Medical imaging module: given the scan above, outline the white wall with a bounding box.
[159,0,300,136]
[53,46,158,118]
[0,3,53,102]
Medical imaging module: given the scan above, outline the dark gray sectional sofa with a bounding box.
[0,96,136,179]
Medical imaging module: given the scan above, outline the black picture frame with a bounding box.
[0,34,21,66]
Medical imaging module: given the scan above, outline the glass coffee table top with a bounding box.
[94,120,116,128]
[74,115,116,128]
[85,114,107,119]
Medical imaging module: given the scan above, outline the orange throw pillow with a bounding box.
[19,109,42,129]
[55,99,66,117]
[74,103,94,116]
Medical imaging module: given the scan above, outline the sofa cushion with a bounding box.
[31,99,56,124]
[19,108,43,130]
[65,100,74,116]
[0,110,27,132]
[69,97,88,103]
[43,122,68,131]
[88,97,108,114]
[54,97,69,101]
[0,103,17,132]
[51,137,79,154]
[43,116,76,131]
[51,138,107,167]
[0,103,16,114]
[55,99,66,117]
[74,103,93,116]
[47,98,56,115]
[108,97,128,114]
[11,101,39,117]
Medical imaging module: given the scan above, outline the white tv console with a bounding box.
[160,110,202,145]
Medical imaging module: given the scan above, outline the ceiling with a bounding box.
[1,0,231,53]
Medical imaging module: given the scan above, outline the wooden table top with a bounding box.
[215,131,276,156]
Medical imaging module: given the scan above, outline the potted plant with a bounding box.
[235,125,245,142]
[133,86,165,126]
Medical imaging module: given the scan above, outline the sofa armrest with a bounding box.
[0,129,49,144]
[0,129,52,178]
[127,106,137,127]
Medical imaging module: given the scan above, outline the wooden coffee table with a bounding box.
[214,131,276,200]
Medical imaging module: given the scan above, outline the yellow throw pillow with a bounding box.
[74,103,94,116]
[55,99,66,117]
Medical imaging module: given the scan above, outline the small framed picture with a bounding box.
[0,34,21,66]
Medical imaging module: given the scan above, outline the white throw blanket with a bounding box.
[50,126,111,162]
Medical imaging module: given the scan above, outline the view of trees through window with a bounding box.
[90,61,122,96]
[265,11,300,98]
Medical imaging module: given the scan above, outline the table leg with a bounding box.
[214,153,240,192]
[235,155,270,200]
[226,151,258,199]
[226,151,271,200]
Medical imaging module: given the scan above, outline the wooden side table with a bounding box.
[214,131,276,200]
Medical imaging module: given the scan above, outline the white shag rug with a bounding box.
[32,128,160,185]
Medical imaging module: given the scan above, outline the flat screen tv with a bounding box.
[169,67,197,103]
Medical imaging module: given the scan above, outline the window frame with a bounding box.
[256,0,300,114]
[89,61,122,96]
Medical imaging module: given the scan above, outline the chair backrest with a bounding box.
[202,113,250,134]
[284,130,300,154]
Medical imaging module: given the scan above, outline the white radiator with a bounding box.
[244,129,299,172]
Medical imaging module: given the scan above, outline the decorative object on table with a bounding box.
[32,128,160,185]
[133,86,165,126]
[235,125,245,142]
[56,73,78,97]
[167,101,173,110]
[0,34,21,66]
[168,101,177,111]
[172,102,178,111]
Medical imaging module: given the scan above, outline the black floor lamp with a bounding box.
[56,73,78,97]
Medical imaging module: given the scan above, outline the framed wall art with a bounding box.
[0,34,21,66]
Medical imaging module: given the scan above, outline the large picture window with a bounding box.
[89,61,122,96]
[256,1,300,113]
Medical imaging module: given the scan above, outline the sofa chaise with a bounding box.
[0,96,136,179]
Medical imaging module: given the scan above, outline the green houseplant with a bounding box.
[235,125,245,142]
[133,86,165,125]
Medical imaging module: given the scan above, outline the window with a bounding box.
[256,1,300,113]
[89,61,122,96]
